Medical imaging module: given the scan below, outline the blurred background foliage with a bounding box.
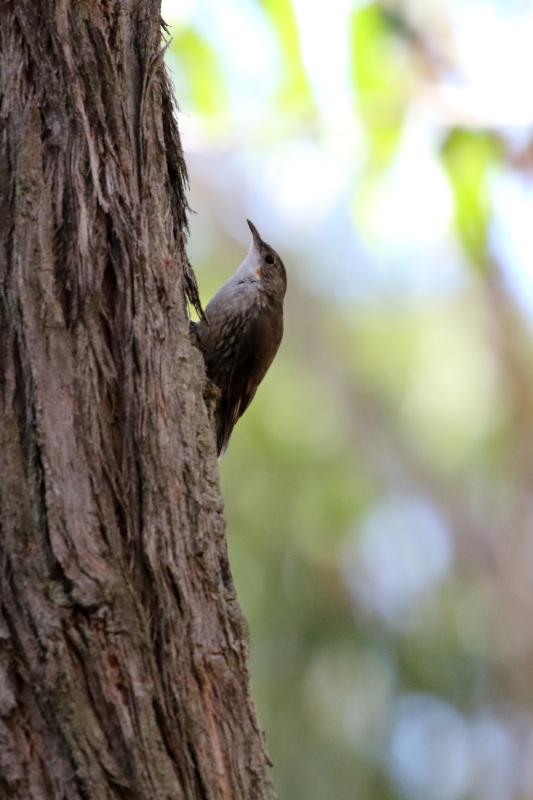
[163,1,533,797]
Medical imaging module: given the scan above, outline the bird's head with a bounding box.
[237,219,286,301]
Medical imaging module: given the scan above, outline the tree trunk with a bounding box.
[0,3,275,798]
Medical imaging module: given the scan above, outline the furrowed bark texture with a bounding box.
[0,3,275,799]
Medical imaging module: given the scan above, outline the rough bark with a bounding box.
[0,3,275,798]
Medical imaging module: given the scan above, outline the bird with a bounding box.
[193,219,287,456]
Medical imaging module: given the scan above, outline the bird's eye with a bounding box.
[265,254,275,265]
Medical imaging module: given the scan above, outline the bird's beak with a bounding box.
[246,219,263,247]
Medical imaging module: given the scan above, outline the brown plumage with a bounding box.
[193,220,286,455]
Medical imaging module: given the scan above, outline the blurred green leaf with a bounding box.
[351,3,411,170]
[441,129,501,267]
[259,0,315,116]
[170,28,227,115]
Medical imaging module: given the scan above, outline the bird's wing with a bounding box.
[215,313,257,454]
[216,310,279,455]
[193,303,254,454]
